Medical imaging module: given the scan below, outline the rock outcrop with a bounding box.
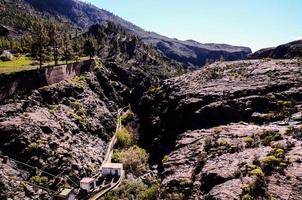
[0,53,173,198]
[248,40,302,59]
[139,59,302,199]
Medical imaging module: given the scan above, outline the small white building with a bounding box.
[101,163,123,176]
[80,177,96,192]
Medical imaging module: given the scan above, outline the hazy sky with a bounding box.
[85,0,302,52]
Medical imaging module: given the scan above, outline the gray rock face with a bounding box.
[0,55,170,198]
[248,40,302,59]
[139,59,302,199]
[0,69,117,198]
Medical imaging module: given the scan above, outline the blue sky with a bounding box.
[85,0,302,52]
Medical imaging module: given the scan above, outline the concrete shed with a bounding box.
[101,163,123,176]
[80,177,96,192]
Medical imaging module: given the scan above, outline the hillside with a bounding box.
[0,26,180,200]
[1,0,251,68]
[248,40,302,59]
[139,59,302,199]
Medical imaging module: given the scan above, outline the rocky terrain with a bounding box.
[0,47,179,199]
[0,0,251,68]
[248,40,302,59]
[139,59,302,199]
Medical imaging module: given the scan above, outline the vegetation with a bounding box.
[116,127,134,148]
[103,179,159,200]
[204,136,239,157]
[30,176,48,186]
[244,137,254,148]
[162,155,170,163]
[261,148,289,174]
[112,145,149,176]
[120,109,135,125]
[285,125,302,140]
[83,39,96,59]
[260,130,282,146]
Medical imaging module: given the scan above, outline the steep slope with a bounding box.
[139,59,302,199]
[0,21,181,199]
[248,40,302,59]
[85,23,183,79]
[1,0,251,68]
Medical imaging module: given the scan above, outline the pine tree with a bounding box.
[83,39,96,59]
[31,22,49,68]
[62,32,74,65]
[72,29,82,62]
[49,24,60,66]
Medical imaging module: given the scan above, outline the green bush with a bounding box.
[137,181,160,200]
[244,137,254,147]
[260,130,282,146]
[241,194,254,200]
[284,126,302,140]
[162,155,169,163]
[249,168,264,178]
[116,127,133,148]
[112,149,121,163]
[30,176,48,186]
[261,148,288,174]
[104,180,159,200]
[120,110,135,124]
[114,145,149,176]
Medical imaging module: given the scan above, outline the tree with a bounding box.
[62,32,74,64]
[72,29,83,62]
[49,24,60,66]
[31,22,49,68]
[83,39,96,59]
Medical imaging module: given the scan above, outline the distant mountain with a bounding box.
[140,33,251,67]
[2,0,251,67]
[248,40,302,59]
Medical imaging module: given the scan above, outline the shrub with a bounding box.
[116,127,133,148]
[260,130,282,146]
[104,180,159,200]
[70,100,82,110]
[284,126,302,140]
[244,137,254,147]
[120,110,135,124]
[137,181,160,200]
[171,192,184,200]
[261,147,289,174]
[249,168,264,178]
[240,174,267,200]
[114,145,149,176]
[30,176,48,186]
[241,194,254,200]
[112,149,121,163]
[162,155,169,163]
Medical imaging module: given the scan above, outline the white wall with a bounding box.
[102,168,121,176]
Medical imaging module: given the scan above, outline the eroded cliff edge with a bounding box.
[139,59,302,199]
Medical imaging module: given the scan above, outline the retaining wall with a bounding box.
[0,59,96,100]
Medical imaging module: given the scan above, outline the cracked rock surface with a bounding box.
[139,59,302,199]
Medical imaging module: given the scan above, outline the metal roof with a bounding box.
[80,177,95,183]
[101,163,123,169]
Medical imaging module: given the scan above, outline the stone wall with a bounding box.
[0,59,96,101]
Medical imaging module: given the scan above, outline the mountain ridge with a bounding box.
[5,0,252,68]
[248,40,302,59]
